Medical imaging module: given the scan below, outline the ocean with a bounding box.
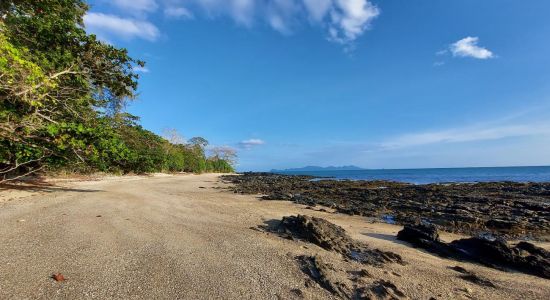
[273,166,550,184]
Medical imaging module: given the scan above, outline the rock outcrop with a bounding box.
[397,224,550,279]
[277,215,404,266]
[222,173,550,240]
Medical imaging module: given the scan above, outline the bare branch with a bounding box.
[0,165,44,183]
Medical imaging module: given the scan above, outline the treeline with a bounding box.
[0,0,234,182]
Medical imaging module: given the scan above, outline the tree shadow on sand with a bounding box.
[0,180,103,194]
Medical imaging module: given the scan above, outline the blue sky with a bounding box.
[84,0,550,171]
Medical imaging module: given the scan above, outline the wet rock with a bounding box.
[277,215,403,266]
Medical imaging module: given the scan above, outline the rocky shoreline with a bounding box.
[260,214,549,298]
[221,173,550,241]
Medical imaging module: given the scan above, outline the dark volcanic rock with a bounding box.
[297,256,407,300]
[396,224,550,279]
[221,173,550,240]
[356,280,408,300]
[396,224,457,258]
[277,215,404,266]
[515,241,550,257]
[277,215,352,254]
[451,237,550,279]
[297,256,351,299]
[397,223,440,243]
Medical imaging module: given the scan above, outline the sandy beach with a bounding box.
[0,174,548,299]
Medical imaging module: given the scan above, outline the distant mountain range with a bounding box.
[271,165,366,172]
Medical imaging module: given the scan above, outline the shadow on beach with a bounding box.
[362,232,411,247]
[0,181,102,194]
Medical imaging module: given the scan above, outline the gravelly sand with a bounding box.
[0,174,548,299]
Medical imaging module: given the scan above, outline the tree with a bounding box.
[0,0,235,180]
[209,146,237,166]
[0,0,141,181]
[188,137,209,148]
[162,128,185,145]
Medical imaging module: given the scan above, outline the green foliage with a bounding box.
[0,1,234,181]
[206,158,234,173]
[114,120,234,174]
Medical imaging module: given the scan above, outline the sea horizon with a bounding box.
[271,165,550,184]
[272,164,550,171]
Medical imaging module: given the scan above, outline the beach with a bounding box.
[0,174,549,299]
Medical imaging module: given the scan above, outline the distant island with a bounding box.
[271,165,366,172]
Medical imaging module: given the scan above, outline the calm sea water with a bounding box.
[274,166,550,184]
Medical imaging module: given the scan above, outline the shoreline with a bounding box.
[272,165,550,185]
[222,173,550,241]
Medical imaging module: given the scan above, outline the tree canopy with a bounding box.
[0,0,234,182]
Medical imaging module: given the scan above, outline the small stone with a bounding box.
[52,273,66,282]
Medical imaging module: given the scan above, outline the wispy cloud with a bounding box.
[381,123,550,149]
[164,6,194,19]
[160,0,379,47]
[189,0,256,26]
[87,1,380,47]
[282,118,550,170]
[239,138,266,149]
[84,13,160,41]
[133,66,150,73]
[450,37,494,59]
[325,0,380,44]
[107,0,159,15]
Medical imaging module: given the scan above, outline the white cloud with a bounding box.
[133,66,150,73]
[265,0,301,34]
[160,0,378,46]
[164,6,194,19]
[450,37,494,59]
[239,138,266,149]
[327,0,380,44]
[382,123,550,149]
[84,13,160,41]
[229,0,256,26]
[88,1,380,47]
[108,0,158,14]
[195,0,256,26]
[268,13,290,33]
[303,0,332,21]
